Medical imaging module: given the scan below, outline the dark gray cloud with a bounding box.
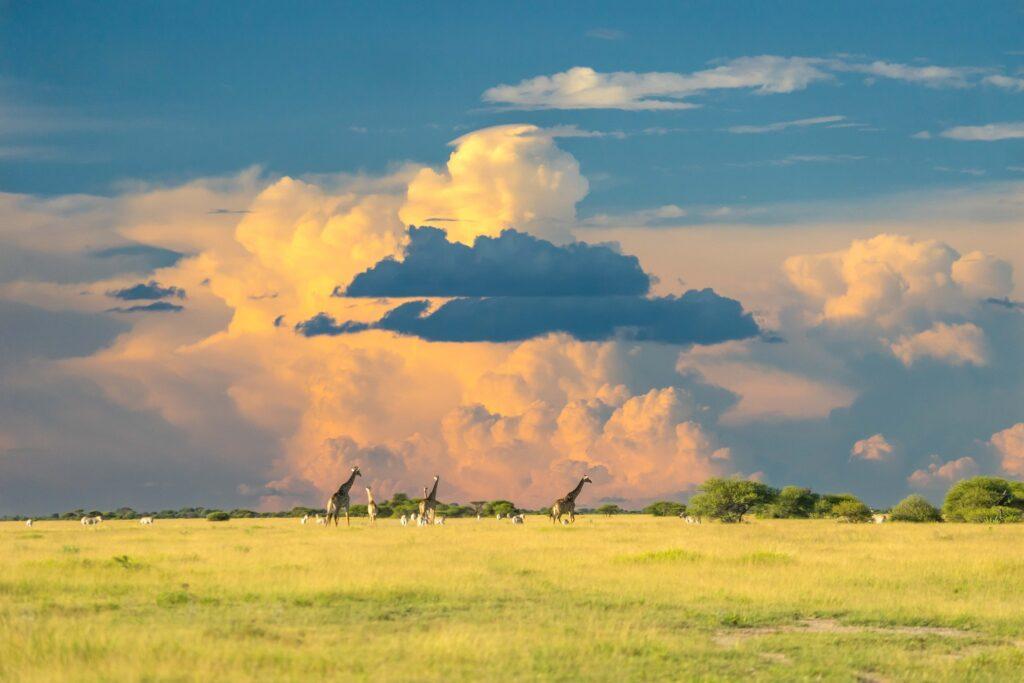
[0,300,127,369]
[342,226,651,297]
[90,244,185,270]
[107,301,184,313]
[296,289,759,344]
[107,280,185,301]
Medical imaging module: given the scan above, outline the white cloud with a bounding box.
[990,423,1024,476]
[983,74,1024,92]
[726,115,846,134]
[851,434,893,461]
[940,122,1024,141]
[482,57,832,110]
[908,456,979,489]
[831,60,978,88]
[890,322,988,367]
[585,28,626,41]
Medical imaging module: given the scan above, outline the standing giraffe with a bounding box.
[550,475,592,524]
[418,476,440,525]
[325,466,361,527]
[365,487,378,525]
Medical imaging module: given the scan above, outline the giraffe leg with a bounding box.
[345,509,350,527]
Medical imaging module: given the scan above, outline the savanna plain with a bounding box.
[3,517,1024,682]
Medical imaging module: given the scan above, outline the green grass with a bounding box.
[2,517,1024,681]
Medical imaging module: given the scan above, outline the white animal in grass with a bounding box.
[511,514,524,525]
[139,517,154,525]
[872,513,889,524]
[25,519,33,527]
[434,516,446,526]
[400,514,408,526]
[560,518,570,526]
[684,516,701,525]
[315,515,326,526]
[81,515,102,526]
[495,513,503,521]
[417,515,429,527]
[300,514,309,525]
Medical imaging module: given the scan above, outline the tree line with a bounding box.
[5,476,1023,523]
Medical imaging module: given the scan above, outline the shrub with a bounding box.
[483,500,518,517]
[830,498,873,523]
[942,476,1024,522]
[760,486,819,519]
[643,501,686,517]
[597,504,624,516]
[813,493,864,518]
[206,511,230,522]
[687,478,777,523]
[889,494,942,522]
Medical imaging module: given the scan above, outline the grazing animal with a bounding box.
[496,513,503,521]
[511,514,524,525]
[418,476,440,525]
[25,519,33,527]
[434,516,446,526]
[400,514,408,527]
[550,475,592,525]
[365,487,378,525]
[560,518,570,526]
[872,513,889,524]
[326,466,361,527]
[684,516,702,525]
[316,515,326,526]
[139,517,154,525]
[417,515,428,527]
[301,514,309,525]
[81,515,102,526]
[476,514,482,521]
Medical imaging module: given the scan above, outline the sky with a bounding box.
[1,1,1023,514]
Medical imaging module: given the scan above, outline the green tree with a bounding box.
[206,511,230,522]
[687,478,777,523]
[596,504,624,516]
[889,494,942,522]
[943,477,1024,522]
[483,500,518,517]
[760,486,819,518]
[830,498,873,523]
[643,501,686,517]
[813,494,863,518]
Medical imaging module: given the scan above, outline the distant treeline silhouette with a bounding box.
[4,476,1023,523]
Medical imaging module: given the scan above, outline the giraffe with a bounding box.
[365,487,378,525]
[418,476,440,525]
[325,466,361,527]
[550,475,592,524]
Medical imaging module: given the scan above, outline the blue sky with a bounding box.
[3,1,1023,211]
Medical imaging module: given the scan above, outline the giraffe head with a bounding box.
[351,465,362,477]
[582,474,593,484]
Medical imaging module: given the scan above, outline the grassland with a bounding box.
[3,516,1024,682]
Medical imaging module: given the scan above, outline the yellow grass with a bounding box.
[3,516,1024,681]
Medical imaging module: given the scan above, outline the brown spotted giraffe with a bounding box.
[325,466,361,527]
[418,476,440,525]
[550,475,592,524]
[365,486,378,525]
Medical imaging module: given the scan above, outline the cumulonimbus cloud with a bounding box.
[343,226,651,297]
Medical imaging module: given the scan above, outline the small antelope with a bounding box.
[139,517,154,525]
[496,513,503,521]
[25,519,33,527]
[400,514,408,526]
[301,514,309,525]
[872,513,889,524]
[511,514,524,525]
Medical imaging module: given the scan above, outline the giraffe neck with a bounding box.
[338,470,358,495]
[565,478,587,502]
[426,478,439,502]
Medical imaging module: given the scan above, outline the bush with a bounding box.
[830,498,873,523]
[943,476,1024,523]
[483,500,518,517]
[760,486,819,519]
[813,494,863,518]
[687,478,777,523]
[206,511,230,522]
[643,501,686,517]
[889,494,942,522]
[597,504,624,516]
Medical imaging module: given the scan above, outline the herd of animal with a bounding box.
[21,469,595,529]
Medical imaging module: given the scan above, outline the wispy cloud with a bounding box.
[726,115,846,134]
[585,28,626,41]
[730,154,865,168]
[939,122,1024,141]
[482,55,1011,111]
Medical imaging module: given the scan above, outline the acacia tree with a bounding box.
[943,477,1024,523]
[889,494,942,522]
[687,479,777,523]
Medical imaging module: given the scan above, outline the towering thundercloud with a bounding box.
[550,475,592,525]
